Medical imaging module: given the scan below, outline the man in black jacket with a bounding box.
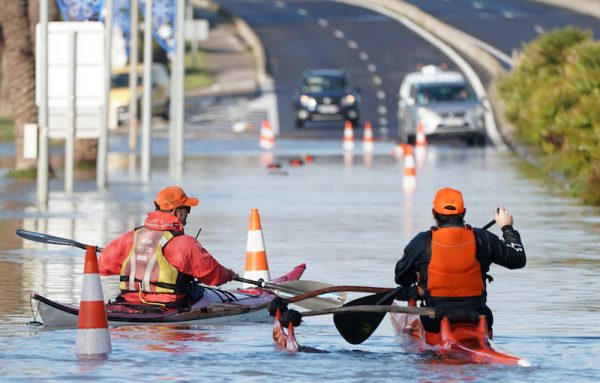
[394,187,526,332]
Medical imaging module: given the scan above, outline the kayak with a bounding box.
[31,264,306,327]
[390,301,530,366]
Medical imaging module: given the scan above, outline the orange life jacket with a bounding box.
[119,227,188,294]
[426,225,484,298]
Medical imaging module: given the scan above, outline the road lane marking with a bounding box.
[318,18,329,27]
[378,117,388,126]
[297,8,308,16]
[502,10,514,19]
[378,106,387,114]
[334,29,345,38]
[359,52,369,60]
[348,40,359,49]
[376,90,386,100]
[367,63,377,72]
[472,2,483,10]
[274,1,286,8]
[372,76,382,85]
[534,25,545,34]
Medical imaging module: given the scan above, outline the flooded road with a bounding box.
[1,138,599,381]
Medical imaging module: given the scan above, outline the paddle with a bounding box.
[235,277,346,310]
[300,304,435,318]
[333,217,497,344]
[16,229,343,310]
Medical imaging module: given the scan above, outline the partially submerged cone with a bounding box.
[343,120,354,152]
[75,246,111,359]
[362,121,374,153]
[403,145,417,193]
[243,209,270,287]
[259,120,275,150]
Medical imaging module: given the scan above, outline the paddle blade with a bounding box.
[333,288,398,345]
[274,280,346,311]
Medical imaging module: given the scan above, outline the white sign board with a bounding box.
[185,19,209,42]
[36,22,105,139]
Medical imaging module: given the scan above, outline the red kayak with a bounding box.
[31,264,306,327]
[390,301,530,366]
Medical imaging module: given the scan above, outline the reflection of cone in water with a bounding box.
[402,145,417,192]
[415,122,427,161]
[343,121,354,151]
[344,150,353,168]
[273,309,299,352]
[243,208,270,288]
[259,120,275,150]
[362,121,374,153]
[75,246,111,358]
[391,142,405,159]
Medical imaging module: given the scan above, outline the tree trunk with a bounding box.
[1,0,37,170]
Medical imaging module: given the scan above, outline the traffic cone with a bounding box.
[391,142,405,159]
[415,122,427,159]
[75,246,111,358]
[243,208,270,287]
[362,121,374,153]
[259,120,275,150]
[402,145,417,193]
[343,120,354,151]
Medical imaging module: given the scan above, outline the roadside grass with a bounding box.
[0,116,15,142]
[6,168,36,179]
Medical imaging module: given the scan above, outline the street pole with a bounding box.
[141,0,153,183]
[186,2,197,69]
[128,0,139,155]
[65,31,76,194]
[37,0,49,207]
[98,0,113,190]
[170,0,185,180]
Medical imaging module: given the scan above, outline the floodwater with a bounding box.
[1,137,599,382]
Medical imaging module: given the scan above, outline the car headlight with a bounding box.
[299,95,317,110]
[341,94,356,106]
[417,107,441,128]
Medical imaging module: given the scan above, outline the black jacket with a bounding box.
[394,223,526,301]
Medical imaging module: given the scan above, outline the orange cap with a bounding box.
[433,187,465,214]
[154,186,199,210]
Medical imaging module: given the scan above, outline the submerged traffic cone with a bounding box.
[259,120,275,150]
[402,145,417,193]
[243,208,270,288]
[343,120,354,151]
[391,142,405,159]
[362,121,374,153]
[415,122,427,161]
[75,246,111,359]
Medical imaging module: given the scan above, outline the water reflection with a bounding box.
[111,325,222,354]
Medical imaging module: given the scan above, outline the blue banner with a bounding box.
[57,0,104,21]
[140,0,177,55]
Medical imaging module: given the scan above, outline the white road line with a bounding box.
[274,1,286,8]
[334,29,345,38]
[378,117,388,126]
[348,40,359,49]
[534,25,545,34]
[318,18,329,27]
[359,52,369,61]
[367,63,377,72]
[297,8,308,16]
[472,2,483,10]
[502,10,514,19]
[373,76,382,85]
[378,106,388,114]
[376,90,386,99]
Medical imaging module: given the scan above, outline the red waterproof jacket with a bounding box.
[100,211,235,303]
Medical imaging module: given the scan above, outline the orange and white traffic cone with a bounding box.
[391,142,405,159]
[415,122,427,161]
[402,145,417,193]
[75,246,111,359]
[259,120,275,150]
[362,121,374,153]
[343,120,354,152]
[243,208,270,287]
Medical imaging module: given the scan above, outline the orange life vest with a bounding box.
[427,225,484,298]
[119,227,185,294]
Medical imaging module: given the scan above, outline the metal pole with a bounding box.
[65,31,76,194]
[128,0,139,154]
[186,2,197,69]
[98,0,113,189]
[37,0,49,207]
[141,0,153,183]
[175,0,185,179]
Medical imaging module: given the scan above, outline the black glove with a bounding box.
[267,296,289,316]
[395,285,420,301]
[280,309,302,327]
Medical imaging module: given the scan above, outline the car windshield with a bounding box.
[300,74,348,93]
[111,73,143,88]
[413,83,475,104]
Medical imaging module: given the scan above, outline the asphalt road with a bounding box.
[403,0,600,64]
[215,0,458,140]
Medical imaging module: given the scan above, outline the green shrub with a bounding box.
[500,27,600,205]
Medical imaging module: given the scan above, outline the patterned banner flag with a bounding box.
[140,0,177,56]
[57,0,104,21]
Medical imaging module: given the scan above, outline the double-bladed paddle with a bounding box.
[15,229,344,310]
[332,218,497,344]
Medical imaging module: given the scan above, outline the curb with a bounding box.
[530,0,600,20]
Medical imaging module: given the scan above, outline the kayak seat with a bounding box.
[439,308,480,324]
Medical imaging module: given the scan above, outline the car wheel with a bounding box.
[295,118,304,129]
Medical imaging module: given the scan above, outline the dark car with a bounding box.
[293,69,360,128]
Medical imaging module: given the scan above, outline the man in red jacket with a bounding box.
[100,186,238,308]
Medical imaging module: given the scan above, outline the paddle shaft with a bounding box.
[286,286,391,305]
[16,229,102,252]
[302,304,436,318]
